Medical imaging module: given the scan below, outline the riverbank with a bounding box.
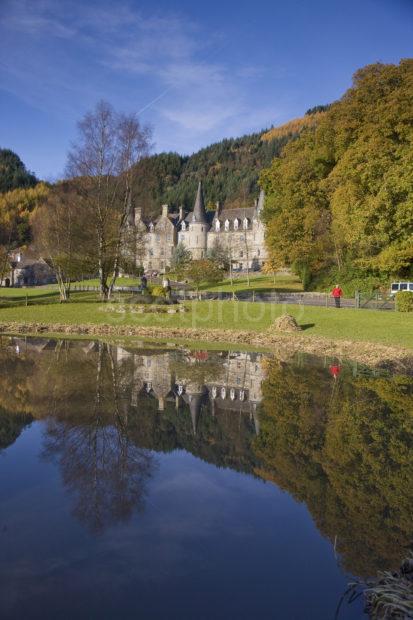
[1,320,412,373]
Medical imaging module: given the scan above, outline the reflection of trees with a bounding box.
[0,408,32,451]
[38,343,155,534]
[254,360,413,578]
[0,343,34,415]
[0,342,34,450]
[43,419,153,534]
[2,336,412,570]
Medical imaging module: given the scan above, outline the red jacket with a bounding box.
[332,287,343,298]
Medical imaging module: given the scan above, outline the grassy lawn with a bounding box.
[0,297,412,349]
[198,273,303,293]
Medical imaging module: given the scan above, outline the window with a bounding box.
[149,249,154,256]
[400,282,408,290]
[181,222,186,231]
[224,219,230,231]
[240,251,243,258]
[234,219,239,230]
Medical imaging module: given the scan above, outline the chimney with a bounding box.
[215,201,222,215]
[162,204,169,217]
[179,205,185,220]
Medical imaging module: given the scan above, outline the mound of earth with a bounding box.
[272,314,302,332]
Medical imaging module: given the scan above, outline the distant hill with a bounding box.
[261,110,327,142]
[132,129,299,219]
[0,149,38,193]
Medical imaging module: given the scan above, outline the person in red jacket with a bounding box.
[331,284,343,308]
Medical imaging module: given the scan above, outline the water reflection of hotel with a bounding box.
[116,347,264,435]
[8,338,265,436]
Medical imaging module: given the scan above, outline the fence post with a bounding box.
[325,293,328,307]
[355,290,360,309]
[252,290,255,303]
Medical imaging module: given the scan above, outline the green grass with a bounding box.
[198,273,303,293]
[0,297,412,348]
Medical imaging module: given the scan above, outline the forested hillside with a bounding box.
[0,150,47,254]
[0,149,38,194]
[261,59,413,291]
[132,131,295,218]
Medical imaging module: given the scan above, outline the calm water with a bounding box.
[0,337,412,620]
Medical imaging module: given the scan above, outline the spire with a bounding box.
[192,181,207,223]
[257,189,265,213]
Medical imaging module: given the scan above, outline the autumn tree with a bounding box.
[31,182,92,301]
[0,183,49,283]
[261,59,413,290]
[66,100,152,300]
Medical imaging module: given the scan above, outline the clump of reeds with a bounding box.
[364,556,413,619]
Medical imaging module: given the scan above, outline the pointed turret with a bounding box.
[257,189,265,213]
[192,181,208,223]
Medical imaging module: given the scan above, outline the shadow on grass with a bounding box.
[300,323,316,331]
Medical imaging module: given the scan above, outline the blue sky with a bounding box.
[0,0,412,180]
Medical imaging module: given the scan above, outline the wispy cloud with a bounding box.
[0,0,279,162]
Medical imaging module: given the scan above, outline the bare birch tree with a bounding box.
[66,101,151,300]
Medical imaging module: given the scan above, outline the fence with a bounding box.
[0,285,397,311]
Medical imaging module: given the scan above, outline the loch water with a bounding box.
[0,337,412,620]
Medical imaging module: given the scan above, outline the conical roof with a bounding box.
[192,181,208,223]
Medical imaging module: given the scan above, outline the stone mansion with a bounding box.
[133,182,268,272]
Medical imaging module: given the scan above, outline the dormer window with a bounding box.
[149,223,154,232]
[243,218,249,229]
[224,219,230,231]
[234,219,239,230]
[181,222,186,231]
[215,220,221,231]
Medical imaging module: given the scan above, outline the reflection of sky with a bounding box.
[0,422,363,619]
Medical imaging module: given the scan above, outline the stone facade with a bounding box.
[0,248,55,288]
[134,182,268,272]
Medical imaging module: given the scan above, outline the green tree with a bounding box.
[0,149,38,193]
[170,242,192,275]
[183,258,224,291]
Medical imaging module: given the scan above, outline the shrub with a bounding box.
[395,291,413,312]
[150,285,166,298]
